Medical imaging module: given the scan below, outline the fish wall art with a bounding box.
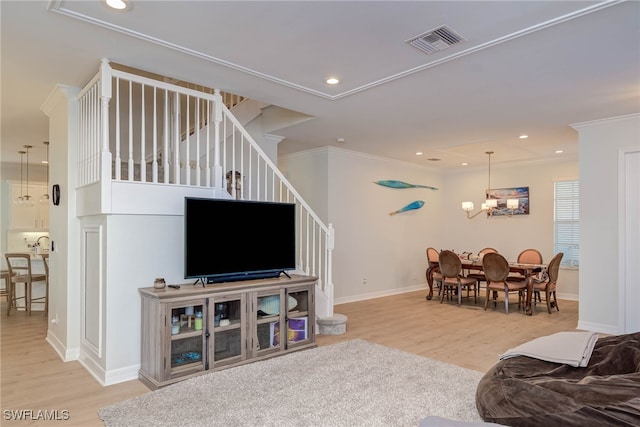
[389,200,424,215]
[374,180,438,191]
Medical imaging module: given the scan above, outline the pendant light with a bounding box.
[40,141,50,203]
[14,150,26,205]
[23,145,33,206]
[461,151,519,219]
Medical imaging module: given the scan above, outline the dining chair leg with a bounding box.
[504,290,509,314]
[45,280,49,317]
[545,289,552,314]
[7,281,14,316]
[25,281,29,315]
[457,284,462,305]
[553,291,559,311]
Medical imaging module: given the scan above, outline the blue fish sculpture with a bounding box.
[389,200,425,215]
[374,180,438,191]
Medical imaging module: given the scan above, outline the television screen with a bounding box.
[184,197,296,282]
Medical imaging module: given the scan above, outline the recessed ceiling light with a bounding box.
[336,138,345,143]
[519,134,529,139]
[555,150,564,154]
[106,0,130,10]
[416,152,423,156]
[326,77,340,85]
[461,162,468,166]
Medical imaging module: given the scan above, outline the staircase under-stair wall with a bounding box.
[71,59,342,384]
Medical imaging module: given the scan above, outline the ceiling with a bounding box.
[2,1,639,170]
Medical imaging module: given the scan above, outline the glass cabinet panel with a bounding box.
[286,288,312,346]
[169,302,206,377]
[211,296,245,365]
[255,291,284,354]
[171,335,203,369]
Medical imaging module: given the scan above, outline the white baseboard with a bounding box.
[46,330,79,361]
[557,292,578,301]
[104,364,140,386]
[334,285,580,306]
[577,320,621,335]
[78,351,140,386]
[334,284,426,305]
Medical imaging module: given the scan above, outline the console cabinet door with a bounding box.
[209,293,246,368]
[165,299,207,380]
[252,289,286,358]
[285,284,315,349]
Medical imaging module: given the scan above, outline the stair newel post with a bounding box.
[99,58,113,213]
[212,89,224,191]
[326,223,335,317]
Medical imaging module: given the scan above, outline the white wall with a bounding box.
[105,214,184,382]
[278,148,329,223]
[40,85,82,361]
[573,113,640,334]
[281,147,580,304]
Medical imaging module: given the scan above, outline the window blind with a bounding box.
[554,180,579,267]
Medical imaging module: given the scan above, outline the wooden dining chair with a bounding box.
[439,250,478,305]
[466,247,498,290]
[482,252,527,314]
[508,249,543,283]
[532,252,564,314]
[4,253,47,316]
[41,253,50,317]
[0,269,14,302]
[426,247,443,297]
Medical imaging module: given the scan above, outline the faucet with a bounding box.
[36,235,50,252]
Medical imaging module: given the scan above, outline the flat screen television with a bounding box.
[184,197,296,283]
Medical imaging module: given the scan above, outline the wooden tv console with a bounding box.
[138,274,316,389]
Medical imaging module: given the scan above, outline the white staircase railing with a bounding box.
[76,59,334,318]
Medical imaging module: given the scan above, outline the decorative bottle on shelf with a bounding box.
[171,316,180,335]
[195,311,203,330]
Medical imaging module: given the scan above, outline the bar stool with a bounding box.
[1,269,15,301]
[41,253,49,317]
[4,253,47,316]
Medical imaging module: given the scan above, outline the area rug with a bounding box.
[99,339,484,426]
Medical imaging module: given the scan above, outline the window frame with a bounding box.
[553,179,580,268]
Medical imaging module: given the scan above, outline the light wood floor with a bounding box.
[0,290,579,426]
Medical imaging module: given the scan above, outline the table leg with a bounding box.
[426,266,435,300]
[525,273,533,316]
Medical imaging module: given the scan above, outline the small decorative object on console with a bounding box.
[171,316,179,335]
[153,277,166,289]
[194,312,203,330]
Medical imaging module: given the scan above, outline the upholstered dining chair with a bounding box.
[426,247,443,297]
[508,249,543,284]
[4,253,47,316]
[482,252,527,314]
[466,247,498,290]
[532,252,564,314]
[439,250,478,305]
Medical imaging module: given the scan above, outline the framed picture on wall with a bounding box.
[486,187,529,216]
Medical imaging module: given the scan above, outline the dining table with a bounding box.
[426,257,545,315]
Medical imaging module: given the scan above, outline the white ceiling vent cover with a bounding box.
[407,26,465,55]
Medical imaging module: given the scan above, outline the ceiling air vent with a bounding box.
[407,26,465,55]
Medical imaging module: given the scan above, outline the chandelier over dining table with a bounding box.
[461,151,519,219]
